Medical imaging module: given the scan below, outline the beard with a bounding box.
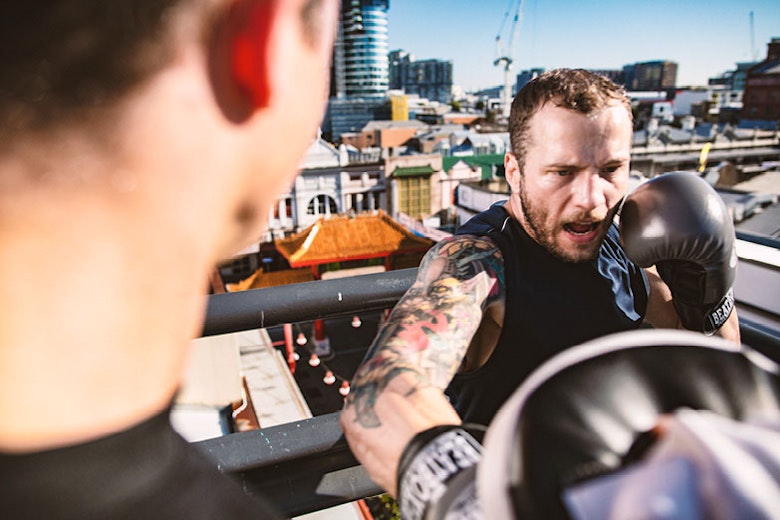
[517,177,618,263]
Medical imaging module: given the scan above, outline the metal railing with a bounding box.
[202,268,417,337]
[196,269,417,517]
[194,253,780,517]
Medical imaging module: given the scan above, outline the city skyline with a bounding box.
[387,0,779,92]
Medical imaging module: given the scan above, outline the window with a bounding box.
[307,195,338,216]
[398,176,431,219]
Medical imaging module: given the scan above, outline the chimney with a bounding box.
[767,38,780,61]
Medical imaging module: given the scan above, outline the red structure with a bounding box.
[743,38,780,122]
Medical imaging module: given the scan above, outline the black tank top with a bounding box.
[445,203,648,426]
[0,408,282,519]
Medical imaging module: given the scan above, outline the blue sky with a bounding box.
[387,0,779,91]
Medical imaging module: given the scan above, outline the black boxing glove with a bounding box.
[620,172,737,335]
[397,424,485,520]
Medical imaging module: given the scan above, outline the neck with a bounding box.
[0,188,211,452]
[504,193,532,237]
[0,48,247,452]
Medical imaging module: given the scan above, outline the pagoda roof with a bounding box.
[227,268,316,292]
[274,210,434,268]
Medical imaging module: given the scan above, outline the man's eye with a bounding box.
[553,170,571,177]
[600,165,620,175]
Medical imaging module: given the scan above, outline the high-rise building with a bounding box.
[337,0,390,98]
[587,69,624,86]
[623,61,678,91]
[388,49,412,90]
[515,68,544,94]
[326,0,390,141]
[389,51,453,103]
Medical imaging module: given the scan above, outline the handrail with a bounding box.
[195,412,377,518]
[202,268,418,337]
[737,230,780,252]
[195,267,780,517]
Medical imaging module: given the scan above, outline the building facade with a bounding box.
[742,38,780,123]
[709,61,760,92]
[389,51,453,103]
[623,61,678,91]
[262,136,387,241]
[325,98,385,140]
[454,180,509,227]
[325,0,391,141]
[338,0,390,98]
[515,68,544,94]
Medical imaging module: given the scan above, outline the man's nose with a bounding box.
[572,171,607,211]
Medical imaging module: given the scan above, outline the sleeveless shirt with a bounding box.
[444,203,649,426]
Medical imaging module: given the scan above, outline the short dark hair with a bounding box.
[0,1,193,143]
[509,69,632,171]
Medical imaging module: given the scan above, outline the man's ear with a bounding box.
[208,0,277,123]
[504,152,521,193]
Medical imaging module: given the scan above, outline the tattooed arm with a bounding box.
[340,234,505,495]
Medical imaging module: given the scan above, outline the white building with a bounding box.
[262,135,386,241]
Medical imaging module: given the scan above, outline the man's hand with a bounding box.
[621,172,738,338]
[340,379,461,496]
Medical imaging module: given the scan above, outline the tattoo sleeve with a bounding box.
[344,235,505,427]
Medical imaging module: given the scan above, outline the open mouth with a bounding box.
[564,221,600,236]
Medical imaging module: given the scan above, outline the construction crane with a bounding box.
[494,0,526,119]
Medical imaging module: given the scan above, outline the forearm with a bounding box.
[348,237,502,419]
[340,296,484,494]
[342,282,488,430]
[714,307,740,344]
[341,235,504,495]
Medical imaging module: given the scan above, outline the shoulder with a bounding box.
[455,203,511,237]
[427,234,502,263]
[418,234,506,290]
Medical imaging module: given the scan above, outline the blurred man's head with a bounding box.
[1,0,339,257]
[0,0,340,452]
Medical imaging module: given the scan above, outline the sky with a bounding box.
[387,0,780,92]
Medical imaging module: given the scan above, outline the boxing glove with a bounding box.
[397,424,485,520]
[619,172,737,335]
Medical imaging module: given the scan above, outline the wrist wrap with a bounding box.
[397,424,485,520]
[705,287,735,334]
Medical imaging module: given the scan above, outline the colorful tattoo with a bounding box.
[344,235,504,428]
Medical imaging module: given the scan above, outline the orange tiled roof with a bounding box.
[227,268,316,291]
[275,210,434,267]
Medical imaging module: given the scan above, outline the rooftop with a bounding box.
[274,210,433,268]
[443,154,504,180]
[227,268,316,292]
[391,164,437,176]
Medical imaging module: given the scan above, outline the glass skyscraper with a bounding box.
[336,0,389,98]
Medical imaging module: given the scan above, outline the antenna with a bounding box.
[750,10,756,61]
